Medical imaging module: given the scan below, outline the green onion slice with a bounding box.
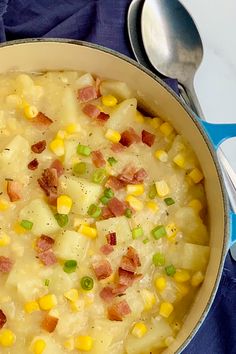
[165,264,176,276]
[107,157,118,166]
[151,225,167,240]
[77,144,91,156]
[63,260,77,273]
[152,252,165,266]
[80,276,94,290]
[73,162,87,175]
[132,226,144,239]
[164,197,175,206]
[88,204,102,218]
[20,219,33,230]
[54,213,69,227]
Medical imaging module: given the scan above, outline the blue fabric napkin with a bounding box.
[0,1,236,353]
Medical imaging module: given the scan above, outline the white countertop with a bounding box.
[180,0,236,169]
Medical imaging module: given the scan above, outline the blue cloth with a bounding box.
[0,1,236,353]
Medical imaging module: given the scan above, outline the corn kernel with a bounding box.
[155,150,168,162]
[105,129,121,143]
[174,269,191,283]
[38,294,57,311]
[32,339,46,354]
[49,138,65,157]
[0,198,9,211]
[177,283,190,297]
[132,322,147,338]
[126,195,143,211]
[146,201,159,212]
[173,153,185,168]
[0,329,16,347]
[102,94,118,107]
[141,289,156,310]
[188,199,203,213]
[159,302,174,318]
[165,336,175,347]
[24,301,40,314]
[188,168,204,184]
[0,233,10,247]
[155,277,167,292]
[160,122,174,136]
[63,337,74,351]
[135,111,144,123]
[155,180,170,197]
[24,105,39,119]
[149,117,163,129]
[126,184,144,196]
[56,130,68,139]
[75,335,93,351]
[57,195,73,215]
[64,289,79,302]
[166,223,177,239]
[78,225,97,239]
[13,222,26,234]
[66,123,81,134]
[191,271,204,287]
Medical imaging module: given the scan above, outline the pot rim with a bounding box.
[0,37,230,353]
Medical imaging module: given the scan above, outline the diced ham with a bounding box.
[33,112,53,127]
[101,206,114,220]
[107,197,126,217]
[120,128,141,147]
[118,268,136,286]
[106,232,117,246]
[41,314,58,333]
[112,284,128,296]
[91,150,106,168]
[142,130,155,147]
[38,250,57,266]
[99,286,115,302]
[0,310,7,329]
[108,300,131,321]
[7,181,22,202]
[100,244,114,255]
[78,86,98,102]
[36,235,55,252]
[126,246,141,268]
[92,260,113,280]
[50,160,64,177]
[120,256,136,273]
[82,104,100,118]
[97,112,110,123]
[111,143,126,153]
[118,166,137,183]
[0,256,13,273]
[38,168,58,203]
[133,168,148,183]
[31,140,46,153]
[28,158,39,170]
[106,176,125,191]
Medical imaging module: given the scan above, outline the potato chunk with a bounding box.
[54,230,89,262]
[96,216,132,244]
[106,98,137,130]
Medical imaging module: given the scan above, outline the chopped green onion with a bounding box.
[54,213,69,227]
[152,252,165,266]
[143,238,150,244]
[20,219,33,230]
[104,188,114,199]
[63,260,77,273]
[125,208,132,218]
[165,264,176,277]
[148,184,157,199]
[73,162,87,175]
[164,197,175,206]
[44,279,50,287]
[151,225,167,240]
[77,144,91,156]
[100,195,110,205]
[80,276,94,291]
[108,157,118,166]
[92,168,106,184]
[132,226,144,239]
[88,204,101,218]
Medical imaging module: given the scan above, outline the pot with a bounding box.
[0,39,235,353]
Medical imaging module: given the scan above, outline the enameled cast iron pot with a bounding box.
[0,39,235,354]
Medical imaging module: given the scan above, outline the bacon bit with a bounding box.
[118,165,137,183]
[107,197,126,217]
[31,140,46,153]
[112,284,128,296]
[108,300,131,321]
[0,256,13,273]
[120,256,136,273]
[41,314,58,333]
[97,112,110,123]
[118,268,136,286]
[101,206,114,220]
[0,310,6,329]
[111,143,126,153]
[106,232,117,245]
[95,77,101,97]
[33,112,53,127]
[92,260,113,280]
[133,168,148,183]
[91,150,106,168]
[7,180,22,202]
[36,235,55,252]
[50,159,64,177]
[142,130,155,147]
[78,86,98,102]
[38,250,57,266]
[126,246,141,268]
[28,158,39,170]
[83,104,100,118]
[106,176,125,191]
[120,128,141,147]
[100,244,114,255]
[38,168,58,203]
[99,286,116,302]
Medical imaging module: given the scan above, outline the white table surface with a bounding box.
[180,0,236,169]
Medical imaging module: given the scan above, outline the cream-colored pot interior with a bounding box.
[0,40,229,353]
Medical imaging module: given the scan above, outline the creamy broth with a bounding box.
[0,72,209,354]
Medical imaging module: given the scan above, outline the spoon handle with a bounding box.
[183,80,236,214]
